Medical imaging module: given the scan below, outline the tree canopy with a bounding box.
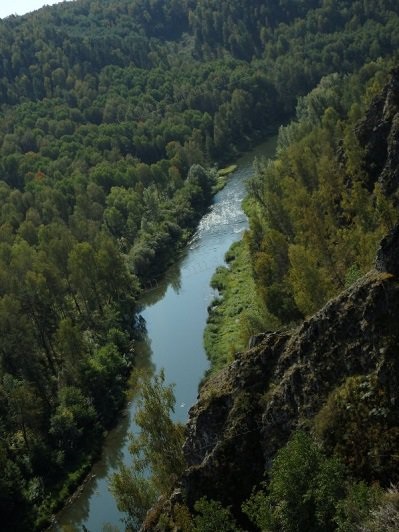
[1,0,399,528]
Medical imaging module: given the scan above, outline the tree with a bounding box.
[2,375,44,459]
[194,498,240,532]
[0,442,32,531]
[243,432,345,532]
[111,370,185,530]
[83,343,128,424]
[335,482,382,532]
[49,386,96,458]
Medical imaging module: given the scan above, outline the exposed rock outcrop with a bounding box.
[178,271,399,518]
[376,224,399,275]
[143,267,399,530]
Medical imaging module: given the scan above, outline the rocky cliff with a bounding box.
[181,268,399,509]
[142,262,399,529]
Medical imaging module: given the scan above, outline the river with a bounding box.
[55,136,277,531]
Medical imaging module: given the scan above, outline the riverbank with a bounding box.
[204,137,279,374]
[204,237,276,373]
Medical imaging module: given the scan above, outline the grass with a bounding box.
[211,164,239,194]
[218,164,238,177]
[212,176,228,194]
[204,237,276,373]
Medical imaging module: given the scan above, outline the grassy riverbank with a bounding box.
[204,235,277,372]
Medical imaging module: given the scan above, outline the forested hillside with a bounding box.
[247,62,396,325]
[1,0,399,529]
[138,61,399,532]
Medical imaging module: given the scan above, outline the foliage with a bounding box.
[314,374,399,484]
[0,441,33,531]
[335,481,383,532]
[360,486,399,532]
[172,504,194,532]
[111,371,185,530]
[110,464,157,531]
[193,498,240,532]
[204,238,277,372]
[243,432,346,532]
[218,165,237,177]
[1,0,399,527]
[247,61,396,326]
[241,432,392,532]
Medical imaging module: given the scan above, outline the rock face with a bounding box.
[177,271,399,520]
[356,66,399,196]
[182,331,288,511]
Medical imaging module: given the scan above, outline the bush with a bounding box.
[243,431,345,532]
[361,486,399,532]
[193,498,240,532]
[335,481,382,532]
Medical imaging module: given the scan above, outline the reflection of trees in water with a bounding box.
[132,336,155,382]
[104,413,131,471]
[92,417,131,477]
[54,336,155,530]
[54,405,135,527]
[102,524,120,532]
[53,477,92,528]
[166,261,183,293]
[137,258,184,308]
[133,315,147,340]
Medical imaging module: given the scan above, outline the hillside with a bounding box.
[1,0,399,529]
[143,68,399,530]
[204,58,398,368]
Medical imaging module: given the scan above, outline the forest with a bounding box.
[1,0,399,530]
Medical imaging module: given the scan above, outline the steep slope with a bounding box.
[356,66,399,196]
[181,266,398,512]
[143,66,399,531]
[144,254,399,529]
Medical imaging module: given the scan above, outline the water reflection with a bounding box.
[138,259,184,308]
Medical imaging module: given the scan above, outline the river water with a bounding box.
[55,136,277,531]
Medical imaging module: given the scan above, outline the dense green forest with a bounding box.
[1,0,399,529]
[246,63,395,325]
[205,59,397,369]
